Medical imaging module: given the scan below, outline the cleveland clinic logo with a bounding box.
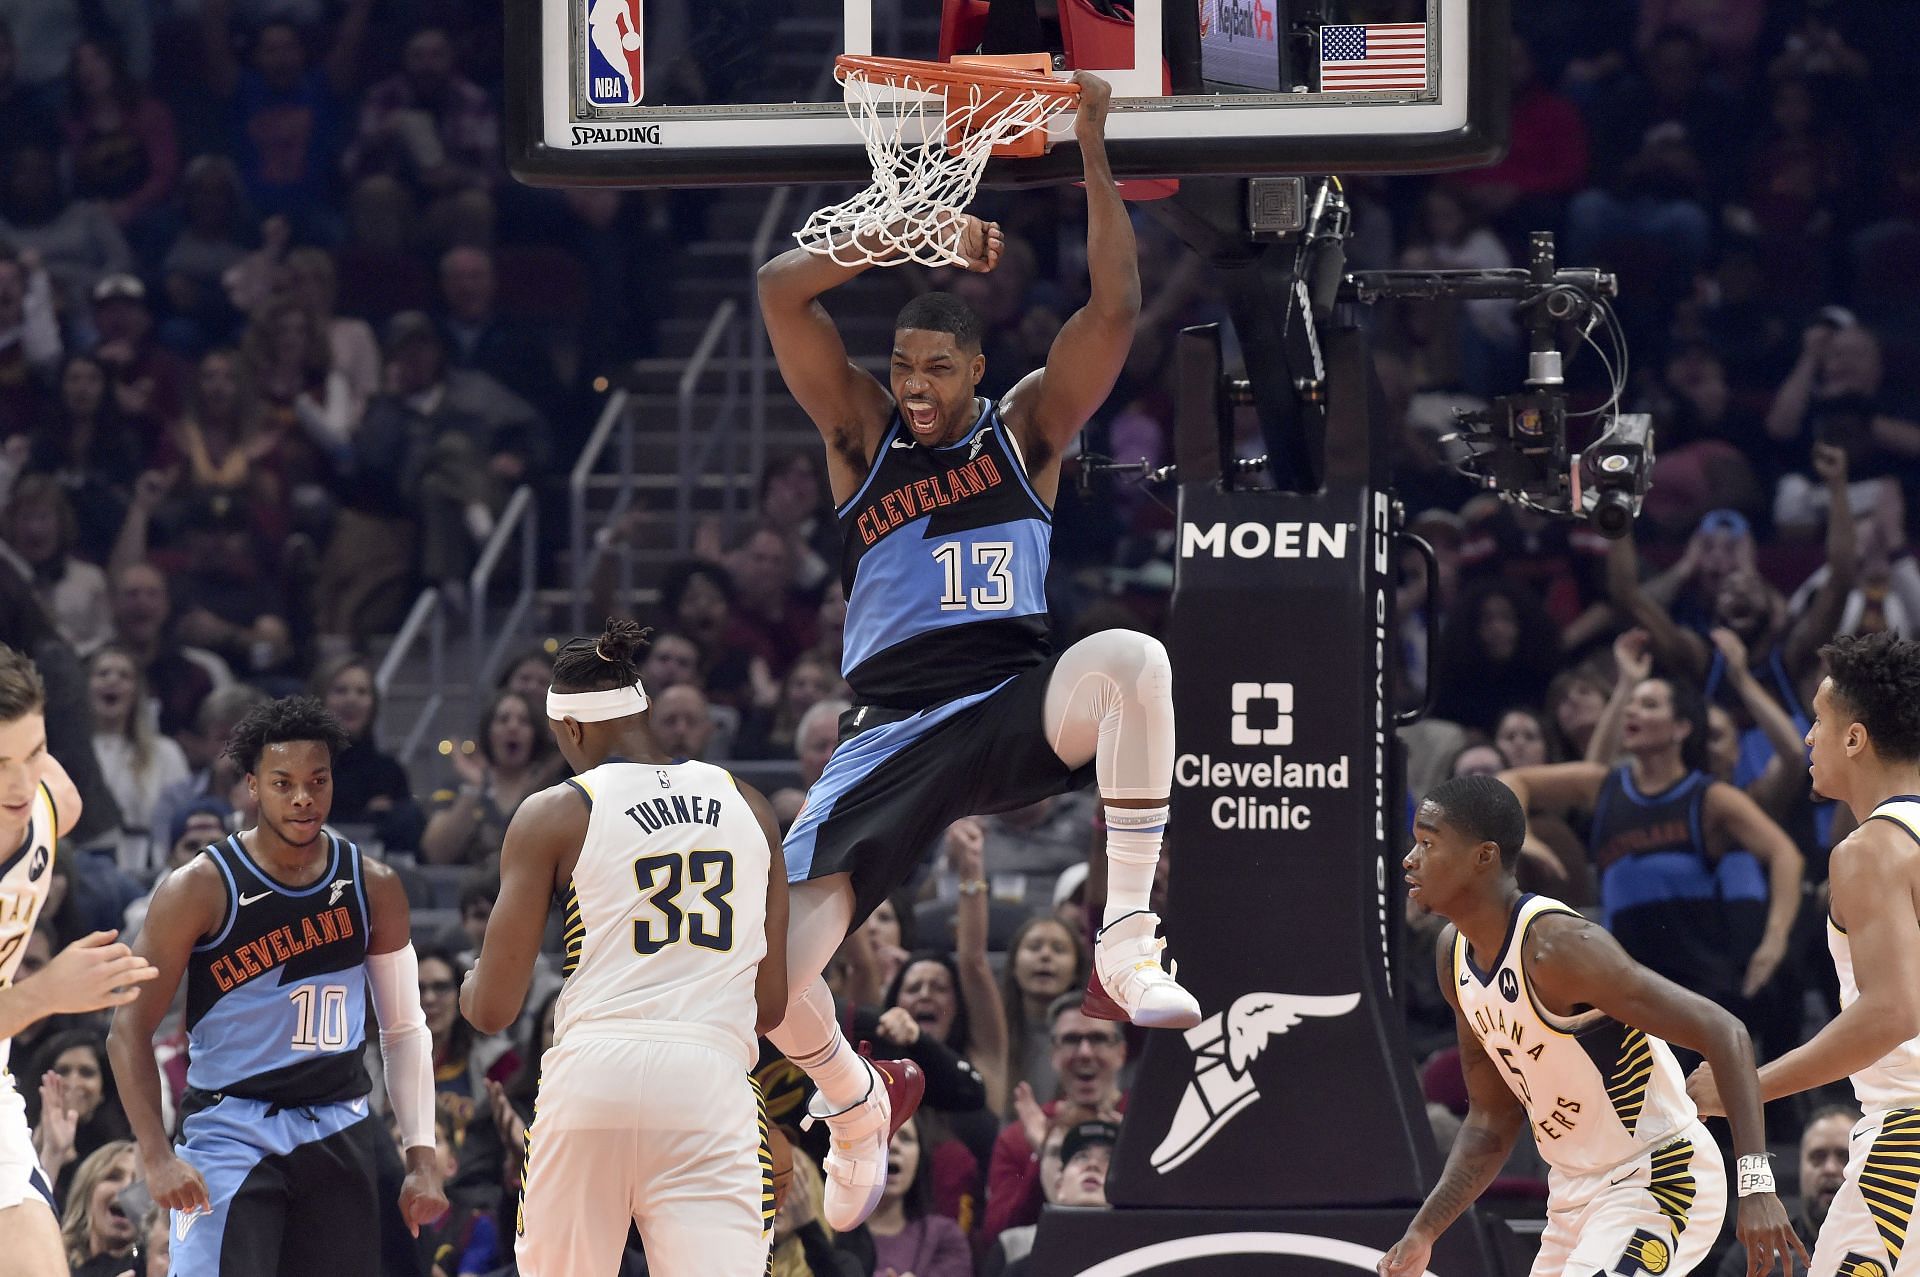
[1231,682,1292,746]
[1150,991,1360,1172]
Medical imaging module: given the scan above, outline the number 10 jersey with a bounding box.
[837,400,1054,712]
[554,760,771,1069]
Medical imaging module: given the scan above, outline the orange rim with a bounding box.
[835,54,1080,105]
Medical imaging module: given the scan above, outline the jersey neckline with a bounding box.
[228,830,340,895]
[1462,891,1535,987]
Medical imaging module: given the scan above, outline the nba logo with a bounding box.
[585,0,644,106]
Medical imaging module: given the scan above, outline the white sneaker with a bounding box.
[1084,909,1202,1029]
[800,1053,925,1230]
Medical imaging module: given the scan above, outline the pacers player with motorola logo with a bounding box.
[462,618,790,1277]
[1384,775,1805,1277]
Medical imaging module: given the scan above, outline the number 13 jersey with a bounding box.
[1453,894,1697,1190]
[838,401,1054,711]
[555,760,771,1069]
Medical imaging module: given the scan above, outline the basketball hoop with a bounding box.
[795,54,1080,268]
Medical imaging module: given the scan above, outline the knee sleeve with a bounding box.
[1043,629,1174,800]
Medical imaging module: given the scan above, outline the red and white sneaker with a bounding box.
[1083,909,1201,1029]
[801,1048,925,1230]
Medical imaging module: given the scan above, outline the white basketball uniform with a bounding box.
[1808,797,1920,1277]
[0,781,59,1213]
[515,760,774,1277]
[1454,894,1727,1277]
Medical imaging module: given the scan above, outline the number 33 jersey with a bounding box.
[554,760,771,1068]
[838,401,1054,711]
[1453,894,1697,1189]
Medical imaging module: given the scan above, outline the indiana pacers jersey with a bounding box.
[184,832,372,1103]
[837,400,1053,710]
[1833,797,1920,1109]
[0,781,57,1077]
[554,759,770,1069]
[1453,894,1697,1184]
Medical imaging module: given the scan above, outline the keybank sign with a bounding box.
[1180,521,1351,560]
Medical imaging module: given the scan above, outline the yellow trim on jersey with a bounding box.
[753,1076,775,1236]
[1647,1138,1698,1242]
[571,776,595,803]
[1517,905,1588,1038]
[560,882,585,978]
[1607,1028,1656,1134]
[1860,1107,1920,1266]
[39,780,57,844]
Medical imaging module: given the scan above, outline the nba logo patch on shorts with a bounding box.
[584,0,644,106]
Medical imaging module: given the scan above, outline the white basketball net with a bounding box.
[795,66,1068,268]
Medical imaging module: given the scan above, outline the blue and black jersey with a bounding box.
[184,832,372,1109]
[1590,767,1766,1006]
[837,400,1053,710]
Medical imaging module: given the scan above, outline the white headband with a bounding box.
[547,681,650,723]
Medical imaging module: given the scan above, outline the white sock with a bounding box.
[769,979,870,1112]
[1103,803,1168,927]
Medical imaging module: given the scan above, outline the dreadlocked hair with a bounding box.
[551,617,652,693]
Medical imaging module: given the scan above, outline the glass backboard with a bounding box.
[505,0,1509,189]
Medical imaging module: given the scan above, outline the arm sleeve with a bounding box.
[367,942,436,1150]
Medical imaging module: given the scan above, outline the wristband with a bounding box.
[1736,1153,1776,1197]
[957,879,988,897]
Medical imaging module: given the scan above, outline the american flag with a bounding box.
[1319,23,1428,92]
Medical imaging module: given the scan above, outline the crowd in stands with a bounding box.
[2,0,1917,1273]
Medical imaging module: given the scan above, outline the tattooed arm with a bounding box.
[1378,926,1528,1276]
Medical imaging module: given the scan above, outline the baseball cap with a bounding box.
[1052,861,1089,909]
[1696,509,1751,539]
[1060,1119,1120,1166]
[93,273,147,303]
[170,796,232,847]
[385,310,442,351]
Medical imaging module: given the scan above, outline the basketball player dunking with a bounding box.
[756,70,1198,1228]
[1384,776,1804,1277]
[109,697,445,1276]
[462,619,790,1277]
[0,644,159,1277]
[1689,633,1920,1277]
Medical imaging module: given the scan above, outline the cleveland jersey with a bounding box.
[1454,894,1696,1187]
[837,401,1053,710]
[555,759,771,1069]
[0,781,57,1077]
[184,832,371,1104]
[1833,797,1920,1109]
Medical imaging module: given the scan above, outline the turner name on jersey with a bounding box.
[556,759,771,1068]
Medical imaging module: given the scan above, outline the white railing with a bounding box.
[375,586,446,767]
[569,390,632,634]
[469,484,538,689]
[675,299,745,552]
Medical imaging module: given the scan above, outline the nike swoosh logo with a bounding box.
[176,1208,206,1240]
[1609,1169,1638,1186]
[238,890,273,906]
[890,439,914,449]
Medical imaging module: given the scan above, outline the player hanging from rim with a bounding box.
[462,619,790,1277]
[1383,775,1804,1277]
[756,71,1197,1229]
[108,696,445,1276]
[0,644,159,1277]
[1688,632,1920,1277]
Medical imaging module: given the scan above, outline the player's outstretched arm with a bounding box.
[1527,914,1807,1277]
[1003,73,1140,462]
[736,780,790,1036]
[1728,823,1920,1103]
[1379,929,1526,1277]
[461,785,586,1036]
[107,859,222,1216]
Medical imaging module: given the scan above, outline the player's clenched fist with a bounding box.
[31,930,158,1014]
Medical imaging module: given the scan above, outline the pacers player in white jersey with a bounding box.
[462,619,790,1277]
[1385,775,1805,1277]
[0,643,158,1276]
[1690,632,1920,1277]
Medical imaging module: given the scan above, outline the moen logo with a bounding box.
[570,124,662,146]
[1231,682,1292,746]
[1180,521,1350,559]
[1151,992,1359,1173]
